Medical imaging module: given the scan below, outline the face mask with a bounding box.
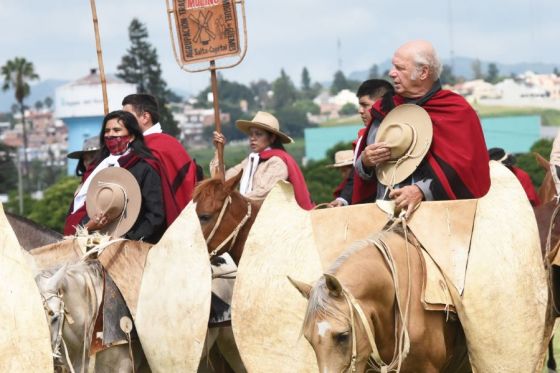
[105,136,131,155]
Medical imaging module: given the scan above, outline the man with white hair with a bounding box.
[353,40,490,215]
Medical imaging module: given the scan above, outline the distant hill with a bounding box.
[348,56,560,82]
[0,79,189,113]
[0,79,67,113]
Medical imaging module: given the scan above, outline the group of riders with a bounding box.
[46,39,560,372]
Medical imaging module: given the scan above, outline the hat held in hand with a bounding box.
[375,104,433,186]
[86,167,141,238]
[327,150,354,168]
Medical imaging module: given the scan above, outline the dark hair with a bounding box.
[269,136,286,151]
[75,158,86,177]
[94,110,155,164]
[356,79,394,99]
[488,147,515,167]
[122,94,160,124]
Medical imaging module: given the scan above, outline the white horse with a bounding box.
[35,259,149,372]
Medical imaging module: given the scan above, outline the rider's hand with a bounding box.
[213,131,227,146]
[361,142,391,168]
[389,185,423,218]
[327,199,345,208]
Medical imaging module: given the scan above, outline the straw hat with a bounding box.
[375,104,433,186]
[327,150,354,168]
[67,136,100,159]
[236,111,294,144]
[86,167,141,238]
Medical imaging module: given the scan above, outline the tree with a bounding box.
[44,96,53,109]
[440,64,457,85]
[274,106,314,138]
[486,63,500,84]
[339,102,358,116]
[471,59,483,80]
[0,143,17,193]
[1,57,39,177]
[301,67,311,92]
[293,100,320,116]
[117,18,179,136]
[271,69,297,111]
[368,64,379,79]
[34,100,44,111]
[250,79,272,109]
[330,70,350,95]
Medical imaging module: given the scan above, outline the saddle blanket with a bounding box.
[209,253,236,326]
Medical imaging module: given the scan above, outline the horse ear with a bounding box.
[225,170,243,192]
[287,276,312,299]
[45,263,68,292]
[324,273,343,298]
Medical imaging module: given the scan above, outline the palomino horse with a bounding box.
[290,223,470,373]
[6,211,62,250]
[193,172,262,373]
[35,258,149,372]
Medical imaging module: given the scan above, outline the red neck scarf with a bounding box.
[259,149,314,210]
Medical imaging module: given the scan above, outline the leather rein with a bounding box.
[206,195,252,258]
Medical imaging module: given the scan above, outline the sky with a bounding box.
[1,0,559,96]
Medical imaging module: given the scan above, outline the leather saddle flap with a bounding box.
[98,240,152,319]
[407,199,478,294]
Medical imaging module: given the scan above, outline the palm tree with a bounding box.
[1,57,39,177]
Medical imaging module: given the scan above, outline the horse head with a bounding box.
[35,260,104,371]
[290,228,463,372]
[193,171,261,264]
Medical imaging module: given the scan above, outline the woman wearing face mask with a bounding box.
[212,111,313,209]
[65,110,176,243]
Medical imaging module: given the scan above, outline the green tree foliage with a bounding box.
[339,103,358,116]
[303,141,353,204]
[34,100,44,111]
[301,67,311,92]
[293,100,320,115]
[5,191,36,216]
[250,79,272,109]
[27,177,80,232]
[440,64,457,85]
[44,96,53,109]
[330,70,350,95]
[0,143,17,193]
[271,69,298,110]
[471,59,483,80]
[486,63,500,84]
[516,138,552,188]
[117,18,179,136]
[1,57,39,177]
[274,106,315,138]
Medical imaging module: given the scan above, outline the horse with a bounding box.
[35,258,149,372]
[6,210,62,251]
[193,172,262,265]
[536,152,556,205]
[290,223,470,373]
[192,172,264,373]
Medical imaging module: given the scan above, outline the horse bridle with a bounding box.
[205,195,253,258]
[339,219,413,373]
[41,290,77,373]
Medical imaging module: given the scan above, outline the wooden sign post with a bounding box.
[89,0,109,115]
[166,0,248,180]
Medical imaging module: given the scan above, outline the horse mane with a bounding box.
[37,259,103,286]
[193,177,229,202]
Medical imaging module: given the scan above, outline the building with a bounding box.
[56,69,136,174]
[173,104,229,146]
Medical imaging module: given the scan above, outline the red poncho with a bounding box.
[353,90,490,204]
[511,166,540,206]
[259,149,314,210]
[144,133,197,210]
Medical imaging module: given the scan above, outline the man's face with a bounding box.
[357,95,377,126]
[388,48,428,98]
[123,104,150,132]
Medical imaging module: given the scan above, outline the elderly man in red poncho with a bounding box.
[353,40,491,216]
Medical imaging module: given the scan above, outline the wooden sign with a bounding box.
[173,0,241,64]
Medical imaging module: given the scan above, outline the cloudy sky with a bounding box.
[1,0,558,94]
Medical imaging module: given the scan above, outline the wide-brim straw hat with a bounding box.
[67,136,100,159]
[236,111,294,144]
[375,104,433,186]
[86,167,141,238]
[327,149,354,168]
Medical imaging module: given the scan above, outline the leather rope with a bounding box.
[207,199,252,258]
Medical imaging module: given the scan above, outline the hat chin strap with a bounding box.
[98,181,129,237]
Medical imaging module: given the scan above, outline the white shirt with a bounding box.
[143,123,163,136]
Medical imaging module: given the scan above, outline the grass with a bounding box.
[471,103,560,126]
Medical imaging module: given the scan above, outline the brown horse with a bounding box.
[193,172,262,265]
[536,152,556,205]
[6,211,62,251]
[290,224,470,373]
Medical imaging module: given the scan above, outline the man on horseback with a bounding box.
[353,40,490,216]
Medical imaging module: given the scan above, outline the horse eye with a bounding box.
[48,310,55,317]
[334,331,350,344]
[198,214,212,224]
